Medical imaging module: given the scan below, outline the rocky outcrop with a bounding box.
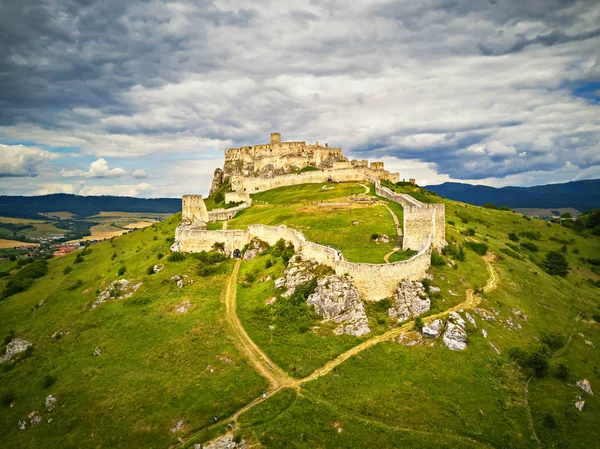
[422,319,444,338]
[307,275,370,337]
[576,379,593,395]
[575,400,585,411]
[242,238,268,261]
[209,168,224,196]
[153,264,164,274]
[174,300,192,314]
[45,395,57,411]
[281,255,319,297]
[387,281,430,322]
[201,435,247,449]
[171,275,193,289]
[465,312,476,327]
[443,322,467,351]
[0,339,32,364]
[474,308,496,321]
[449,311,466,329]
[93,279,142,308]
[397,331,423,346]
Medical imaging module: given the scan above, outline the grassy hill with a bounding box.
[1,182,599,448]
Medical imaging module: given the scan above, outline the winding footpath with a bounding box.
[383,203,403,263]
[174,254,498,448]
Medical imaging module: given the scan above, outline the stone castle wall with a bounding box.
[373,179,446,251]
[225,192,251,204]
[182,195,208,223]
[207,200,252,222]
[232,167,399,193]
[173,228,251,255]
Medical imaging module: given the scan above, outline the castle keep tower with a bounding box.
[270,132,281,143]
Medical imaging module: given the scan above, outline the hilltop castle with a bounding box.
[210,132,400,195]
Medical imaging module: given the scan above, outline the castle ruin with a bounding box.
[173,132,446,301]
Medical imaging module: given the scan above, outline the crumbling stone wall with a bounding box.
[373,180,446,251]
[182,195,209,223]
[225,192,251,204]
[173,228,250,255]
[207,200,252,222]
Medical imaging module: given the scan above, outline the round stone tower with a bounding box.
[270,132,281,144]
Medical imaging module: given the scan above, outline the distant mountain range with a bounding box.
[0,193,181,219]
[425,179,600,212]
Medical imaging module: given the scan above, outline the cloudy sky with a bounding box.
[0,0,599,197]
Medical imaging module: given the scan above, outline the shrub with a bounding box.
[111,252,117,260]
[0,260,48,300]
[74,254,84,264]
[500,248,522,260]
[212,242,225,252]
[544,413,557,429]
[508,232,519,242]
[213,190,225,204]
[146,265,156,275]
[519,231,541,240]
[431,251,445,266]
[461,228,476,236]
[67,279,83,291]
[117,266,127,276]
[63,266,72,275]
[167,252,186,262]
[1,391,16,407]
[552,362,569,381]
[464,241,488,256]
[157,253,164,260]
[265,258,273,269]
[43,374,57,389]
[520,241,539,252]
[508,345,549,377]
[371,233,380,240]
[541,332,565,351]
[414,317,424,331]
[448,220,455,226]
[543,251,569,276]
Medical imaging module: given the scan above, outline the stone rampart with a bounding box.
[232,167,398,193]
[182,194,209,223]
[335,235,432,299]
[173,221,431,301]
[225,192,251,204]
[173,228,250,255]
[207,200,252,222]
[373,180,446,251]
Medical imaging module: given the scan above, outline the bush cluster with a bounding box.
[464,241,488,256]
[0,260,48,300]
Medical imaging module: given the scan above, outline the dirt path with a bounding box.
[383,204,403,263]
[359,183,370,195]
[298,256,497,385]
[224,260,294,389]
[222,220,228,230]
[178,255,499,447]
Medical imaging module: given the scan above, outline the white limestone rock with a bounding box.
[170,418,184,433]
[174,300,192,314]
[203,435,247,449]
[45,395,57,411]
[465,312,477,327]
[274,277,285,289]
[511,308,529,321]
[576,379,593,395]
[429,286,441,293]
[93,279,143,308]
[282,255,320,297]
[449,311,467,329]
[307,275,371,337]
[397,331,423,346]
[575,400,585,411]
[482,329,488,338]
[422,319,444,338]
[243,238,268,261]
[388,281,431,322]
[28,410,41,425]
[170,275,193,289]
[474,308,496,321]
[153,264,164,273]
[0,339,32,364]
[443,322,467,351]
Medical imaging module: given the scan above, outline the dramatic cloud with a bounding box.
[0,144,59,177]
[0,0,598,196]
[61,158,130,178]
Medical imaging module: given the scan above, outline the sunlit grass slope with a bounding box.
[228,183,397,263]
[0,215,266,448]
